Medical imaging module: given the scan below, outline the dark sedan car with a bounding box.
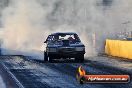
[44,32,85,62]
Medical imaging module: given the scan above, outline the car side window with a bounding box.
[47,35,57,44]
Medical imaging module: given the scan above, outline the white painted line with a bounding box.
[2,63,25,88]
[0,75,6,88]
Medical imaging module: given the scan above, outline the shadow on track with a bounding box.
[30,58,92,64]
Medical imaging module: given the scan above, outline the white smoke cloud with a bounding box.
[0,0,132,58]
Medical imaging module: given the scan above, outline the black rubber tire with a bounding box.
[80,55,84,62]
[44,51,48,62]
[75,58,79,62]
[48,56,53,62]
[75,54,84,63]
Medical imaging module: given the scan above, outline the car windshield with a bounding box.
[47,34,81,43]
[58,34,80,42]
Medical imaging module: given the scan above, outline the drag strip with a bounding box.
[0,62,23,88]
[0,55,131,88]
[0,56,52,88]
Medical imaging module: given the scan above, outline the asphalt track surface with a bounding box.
[0,55,131,88]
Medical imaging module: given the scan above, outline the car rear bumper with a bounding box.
[48,51,85,58]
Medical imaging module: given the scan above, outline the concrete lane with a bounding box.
[0,56,131,88]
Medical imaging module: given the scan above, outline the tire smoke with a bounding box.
[0,0,132,58]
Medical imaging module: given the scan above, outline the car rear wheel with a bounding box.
[48,56,53,62]
[75,54,84,62]
[44,51,48,62]
[80,55,84,62]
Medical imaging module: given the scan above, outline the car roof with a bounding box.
[51,32,77,35]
